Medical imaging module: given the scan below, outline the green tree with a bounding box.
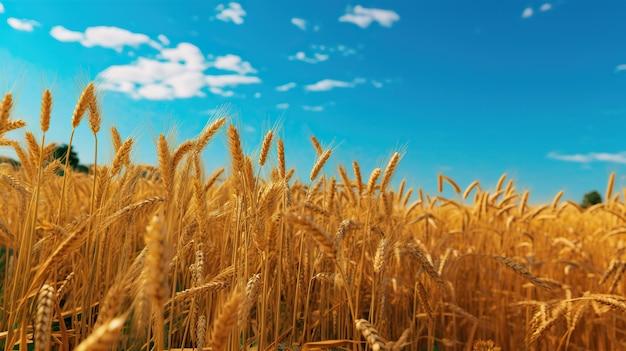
[0,156,20,167]
[53,144,80,170]
[581,190,602,209]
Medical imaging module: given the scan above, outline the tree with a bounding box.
[53,144,80,170]
[581,190,602,209]
[0,156,20,167]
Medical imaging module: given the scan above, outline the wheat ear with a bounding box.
[462,180,481,200]
[0,93,13,128]
[259,130,273,166]
[71,83,94,128]
[110,126,122,152]
[310,148,331,182]
[40,89,52,133]
[210,289,245,351]
[284,213,336,258]
[493,255,552,290]
[196,116,227,153]
[74,314,127,351]
[144,215,169,307]
[277,139,286,178]
[380,152,400,193]
[35,284,55,351]
[367,168,381,195]
[606,172,616,205]
[310,135,323,155]
[355,319,388,351]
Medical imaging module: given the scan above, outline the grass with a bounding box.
[1,84,625,350]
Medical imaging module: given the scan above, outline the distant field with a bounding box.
[1,84,625,351]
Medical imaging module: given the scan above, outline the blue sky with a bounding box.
[1,0,626,204]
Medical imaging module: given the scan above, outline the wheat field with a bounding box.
[1,84,625,351]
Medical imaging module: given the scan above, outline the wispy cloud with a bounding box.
[50,25,161,52]
[522,8,534,18]
[616,64,626,72]
[7,18,40,32]
[205,75,260,88]
[522,4,553,18]
[547,151,626,164]
[305,78,364,92]
[288,51,329,64]
[157,34,169,46]
[540,3,552,11]
[302,105,324,112]
[276,82,297,92]
[210,54,256,75]
[291,17,306,31]
[310,44,359,57]
[98,42,260,100]
[215,2,246,25]
[339,5,399,28]
[0,3,5,14]
[276,103,289,109]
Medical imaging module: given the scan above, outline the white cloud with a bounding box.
[254,92,261,98]
[339,5,399,28]
[0,3,5,14]
[291,17,307,31]
[547,151,626,164]
[209,87,235,97]
[276,103,289,109]
[160,43,206,70]
[98,42,260,100]
[157,34,170,46]
[522,8,534,18]
[303,105,324,112]
[288,51,329,64]
[305,78,364,92]
[372,80,383,88]
[7,18,40,32]
[216,2,246,25]
[276,82,297,92]
[314,53,329,61]
[166,71,208,98]
[211,54,256,74]
[205,74,260,87]
[137,84,174,100]
[616,64,626,72]
[540,3,552,11]
[50,25,160,52]
[50,26,84,41]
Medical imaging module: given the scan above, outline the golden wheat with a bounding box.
[2,86,626,351]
